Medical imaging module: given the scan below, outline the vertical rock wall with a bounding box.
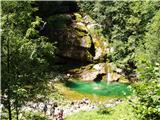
[45,12,108,63]
[37,1,126,82]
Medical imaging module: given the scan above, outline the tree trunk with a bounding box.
[7,91,12,120]
[15,98,19,120]
[7,15,12,120]
[16,106,19,120]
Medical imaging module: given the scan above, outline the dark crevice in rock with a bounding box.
[75,28,88,34]
[55,54,91,65]
[88,34,96,57]
[93,74,106,82]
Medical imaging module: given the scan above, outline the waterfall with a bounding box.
[107,72,112,84]
[106,63,112,84]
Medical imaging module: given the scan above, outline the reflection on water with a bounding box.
[64,80,132,97]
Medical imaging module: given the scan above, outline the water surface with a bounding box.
[64,80,132,97]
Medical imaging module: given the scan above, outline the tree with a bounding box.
[135,10,160,80]
[79,2,160,119]
[78,1,160,78]
[1,1,56,119]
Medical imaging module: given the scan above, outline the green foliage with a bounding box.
[135,10,160,80]
[79,1,160,120]
[79,1,160,76]
[2,111,52,120]
[97,105,112,115]
[131,80,160,120]
[22,112,52,120]
[1,1,160,120]
[1,1,56,119]
[66,101,137,120]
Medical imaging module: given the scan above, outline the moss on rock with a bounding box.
[79,35,92,48]
[119,76,130,83]
[46,13,109,64]
[75,30,86,37]
[74,22,88,33]
[73,13,83,22]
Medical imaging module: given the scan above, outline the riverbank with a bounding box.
[19,99,137,120]
[20,98,124,119]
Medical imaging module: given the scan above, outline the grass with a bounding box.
[66,101,137,120]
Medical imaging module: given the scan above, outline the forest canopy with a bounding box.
[1,1,160,120]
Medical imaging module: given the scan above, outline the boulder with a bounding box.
[79,70,99,81]
[69,63,125,83]
[78,63,107,81]
[92,63,106,74]
[69,63,104,81]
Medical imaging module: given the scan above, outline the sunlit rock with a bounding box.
[80,71,99,81]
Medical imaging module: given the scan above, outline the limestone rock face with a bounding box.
[79,63,106,81]
[38,3,129,83]
[80,71,99,81]
[92,63,106,74]
[46,13,108,63]
[57,46,93,62]
[68,62,126,83]
[84,15,109,61]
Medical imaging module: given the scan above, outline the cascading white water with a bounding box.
[106,63,112,84]
[107,72,112,84]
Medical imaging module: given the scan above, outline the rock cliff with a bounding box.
[45,13,108,63]
[38,1,127,82]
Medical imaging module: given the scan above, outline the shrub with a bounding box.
[22,112,52,120]
[97,105,112,115]
[131,80,160,120]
